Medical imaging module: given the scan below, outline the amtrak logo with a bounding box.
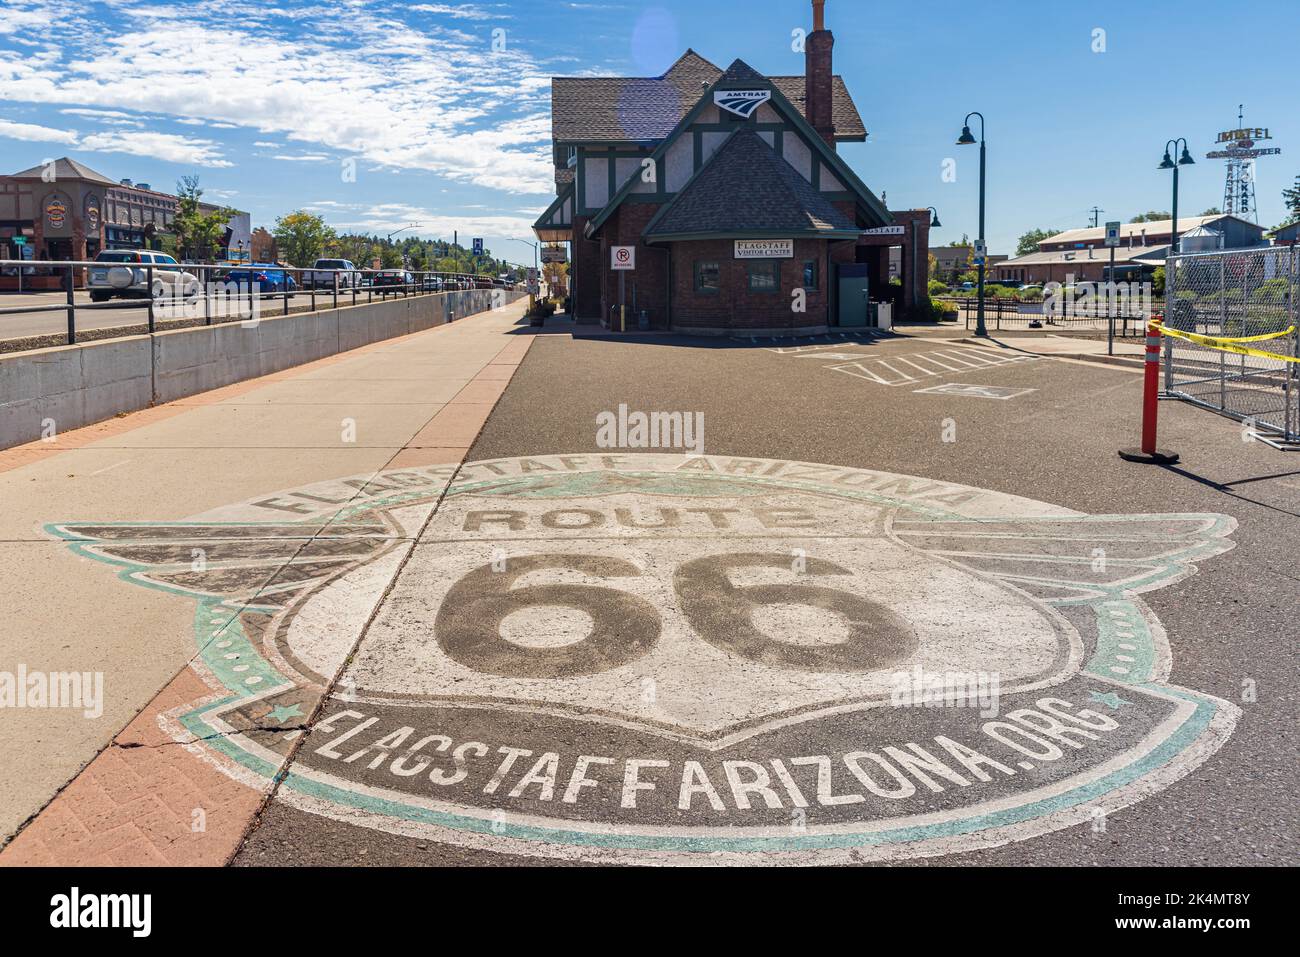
[50,455,1240,864]
[714,89,771,118]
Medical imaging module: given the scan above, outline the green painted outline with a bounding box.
[53,468,1236,854]
[182,683,1221,853]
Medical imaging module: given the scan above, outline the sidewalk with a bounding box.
[959,333,1146,368]
[0,300,534,864]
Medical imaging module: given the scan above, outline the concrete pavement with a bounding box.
[2,318,1295,867]
[0,299,534,862]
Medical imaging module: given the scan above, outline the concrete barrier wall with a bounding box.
[0,289,524,449]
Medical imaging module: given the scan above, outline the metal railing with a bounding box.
[935,295,1154,334]
[0,258,521,346]
[1163,246,1300,444]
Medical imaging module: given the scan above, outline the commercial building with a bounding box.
[1268,221,1300,247]
[0,156,251,286]
[930,245,972,282]
[533,0,933,334]
[994,214,1268,284]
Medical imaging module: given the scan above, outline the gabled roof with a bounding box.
[1043,215,1262,247]
[533,183,575,243]
[8,156,118,186]
[551,49,867,144]
[643,131,859,241]
[999,245,1170,267]
[585,59,889,240]
[718,58,767,85]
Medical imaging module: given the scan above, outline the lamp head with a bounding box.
[930,211,942,228]
[1178,146,1195,166]
[956,126,977,146]
[1158,151,1175,170]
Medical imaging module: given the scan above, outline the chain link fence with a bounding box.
[1163,246,1300,445]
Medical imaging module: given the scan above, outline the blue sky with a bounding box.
[1,0,1296,264]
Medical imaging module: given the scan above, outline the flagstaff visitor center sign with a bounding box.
[735,239,794,259]
[51,455,1239,863]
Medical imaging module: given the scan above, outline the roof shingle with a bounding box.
[551,50,867,144]
[645,131,859,238]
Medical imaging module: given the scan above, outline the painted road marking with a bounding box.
[49,455,1241,864]
[825,350,1039,386]
[913,383,1039,400]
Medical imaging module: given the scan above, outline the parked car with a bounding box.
[303,258,360,289]
[221,264,297,296]
[88,249,201,302]
[372,270,414,290]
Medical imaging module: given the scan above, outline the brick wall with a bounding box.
[670,237,831,333]
[599,204,670,328]
[570,215,603,321]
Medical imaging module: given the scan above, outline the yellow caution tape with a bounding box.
[1158,324,1300,364]
[1207,325,1295,344]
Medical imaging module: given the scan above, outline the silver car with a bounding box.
[89,249,201,302]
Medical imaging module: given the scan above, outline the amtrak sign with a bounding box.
[714,89,771,119]
[52,455,1239,864]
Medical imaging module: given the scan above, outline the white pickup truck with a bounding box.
[302,258,360,290]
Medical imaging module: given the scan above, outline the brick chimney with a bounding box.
[806,0,836,149]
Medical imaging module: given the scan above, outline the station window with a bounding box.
[694,260,720,294]
[801,259,819,291]
[747,260,780,293]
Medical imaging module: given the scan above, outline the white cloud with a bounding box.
[79,130,232,167]
[0,0,555,194]
[408,3,501,20]
[303,199,537,241]
[0,118,79,144]
[0,112,228,165]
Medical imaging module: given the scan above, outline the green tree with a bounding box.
[1281,175,1300,225]
[1200,207,1223,216]
[1016,227,1059,256]
[273,210,336,267]
[172,175,233,262]
[1129,210,1172,223]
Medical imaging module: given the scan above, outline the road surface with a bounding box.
[0,311,1294,867]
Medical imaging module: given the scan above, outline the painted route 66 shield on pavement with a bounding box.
[50,454,1239,864]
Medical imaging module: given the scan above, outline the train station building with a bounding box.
[534,0,932,335]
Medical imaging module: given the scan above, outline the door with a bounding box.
[837,263,869,326]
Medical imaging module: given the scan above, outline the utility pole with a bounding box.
[1089,207,1105,228]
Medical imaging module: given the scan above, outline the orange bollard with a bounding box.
[1119,314,1179,464]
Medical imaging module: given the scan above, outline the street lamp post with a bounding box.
[956,112,987,336]
[509,237,540,310]
[1159,139,1195,252]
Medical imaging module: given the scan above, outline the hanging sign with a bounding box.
[45,198,68,229]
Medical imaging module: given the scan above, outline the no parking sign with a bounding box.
[611,245,635,270]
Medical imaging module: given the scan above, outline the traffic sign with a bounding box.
[1105,221,1122,248]
[472,238,484,256]
[12,236,26,245]
[611,245,636,271]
